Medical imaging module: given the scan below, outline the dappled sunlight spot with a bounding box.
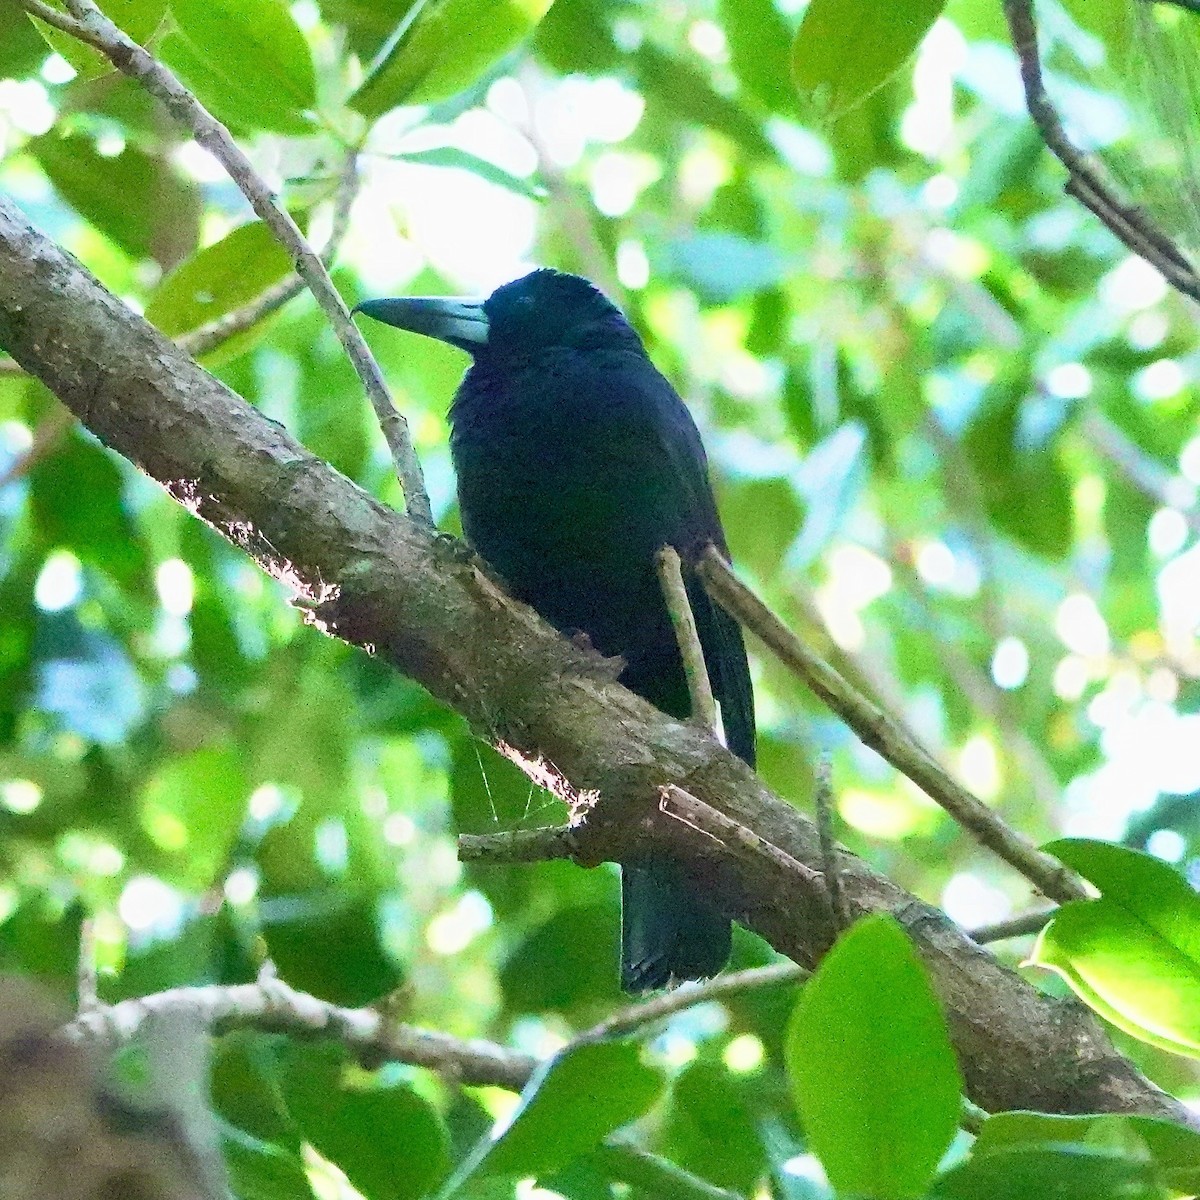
[1053,655,1091,702]
[0,79,55,137]
[1045,362,1092,399]
[476,1085,522,1130]
[383,811,416,847]
[0,885,17,925]
[687,18,727,60]
[426,889,493,955]
[1134,357,1187,402]
[143,805,188,852]
[315,818,349,874]
[915,539,980,597]
[1147,828,1187,863]
[34,549,82,612]
[1,779,42,815]
[781,1154,828,1189]
[224,866,258,905]
[924,228,990,279]
[510,1016,568,1059]
[723,1033,765,1073]
[1086,668,1141,730]
[956,733,1000,801]
[1146,666,1179,704]
[827,544,893,610]
[249,782,288,823]
[1180,434,1200,484]
[616,239,650,290]
[1148,507,1188,558]
[839,786,936,840]
[119,874,184,935]
[1100,255,1168,312]
[156,557,194,616]
[58,831,124,877]
[0,420,32,455]
[902,20,966,157]
[991,636,1029,690]
[1055,592,1110,657]
[656,1030,699,1069]
[588,150,660,218]
[922,173,958,210]
[1128,309,1168,351]
[40,55,75,85]
[941,872,1012,929]
[1156,541,1200,644]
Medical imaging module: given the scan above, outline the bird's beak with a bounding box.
[352,296,489,350]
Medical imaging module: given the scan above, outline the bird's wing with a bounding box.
[628,364,758,768]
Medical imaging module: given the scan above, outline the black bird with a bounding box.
[356,269,755,991]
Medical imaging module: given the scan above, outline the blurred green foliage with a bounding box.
[2,0,1200,1195]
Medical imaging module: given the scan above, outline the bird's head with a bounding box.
[353,269,642,366]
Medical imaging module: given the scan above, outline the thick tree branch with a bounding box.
[0,195,1190,1127]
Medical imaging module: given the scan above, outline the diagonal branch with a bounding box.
[1003,0,1200,305]
[0,193,1190,1127]
[697,547,1087,904]
[19,0,431,525]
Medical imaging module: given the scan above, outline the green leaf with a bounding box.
[791,0,948,119]
[973,1111,1200,1195]
[38,0,165,81]
[283,1045,450,1200]
[29,132,199,263]
[222,1126,318,1200]
[1029,840,1200,1057]
[138,744,248,890]
[0,0,49,78]
[931,1144,1167,1200]
[718,0,795,114]
[145,221,294,340]
[446,1041,664,1192]
[785,913,962,1198]
[350,0,557,118]
[391,147,546,200]
[162,0,315,134]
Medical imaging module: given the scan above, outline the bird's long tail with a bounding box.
[620,858,731,992]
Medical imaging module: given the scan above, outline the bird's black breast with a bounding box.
[451,346,702,710]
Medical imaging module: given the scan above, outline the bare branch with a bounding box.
[22,0,432,525]
[657,545,719,738]
[1003,0,1200,304]
[814,754,850,931]
[698,547,1087,904]
[969,907,1058,944]
[65,976,537,1091]
[458,825,579,863]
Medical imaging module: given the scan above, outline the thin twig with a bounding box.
[969,907,1058,943]
[659,783,823,883]
[24,0,432,525]
[814,753,849,931]
[1003,0,1200,304]
[580,962,806,1043]
[457,825,578,863]
[698,546,1087,903]
[657,546,720,739]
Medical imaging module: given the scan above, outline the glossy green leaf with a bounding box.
[973,1111,1200,1195]
[0,0,49,78]
[350,0,556,118]
[163,0,315,133]
[447,1041,664,1190]
[792,0,948,119]
[931,1145,1167,1200]
[785,913,962,1198]
[145,222,294,340]
[33,0,165,81]
[1030,840,1200,1057]
[29,132,199,263]
[222,1127,318,1200]
[719,0,795,114]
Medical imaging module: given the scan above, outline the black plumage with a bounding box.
[356,269,755,991]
